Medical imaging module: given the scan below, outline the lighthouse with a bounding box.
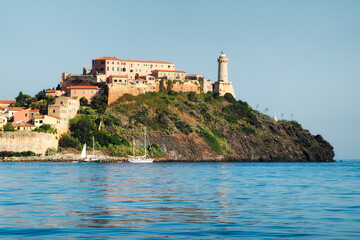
[218,50,228,82]
[214,51,235,97]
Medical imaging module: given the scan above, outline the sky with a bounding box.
[0,0,359,159]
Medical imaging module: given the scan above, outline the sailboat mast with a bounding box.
[144,127,147,157]
[133,139,135,156]
[93,136,95,156]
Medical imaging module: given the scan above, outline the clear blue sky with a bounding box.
[0,0,359,159]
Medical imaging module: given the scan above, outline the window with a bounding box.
[107,61,109,64]
[53,110,55,113]
[119,80,122,82]
[117,67,119,71]
[100,68,104,71]
[25,113,27,117]
[121,68,126,71]
[112,67,114,71]
[112,62,114,64]
[107,67,109,71]
[117,62,119,65]
[130,70,133,72]
[93,62,95,65]
[101,61,105,64]
[121,63,126,65]
[40,120,43,124]
[114,79,117,82]
[60,101,63,104]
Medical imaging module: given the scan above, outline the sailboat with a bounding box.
[81,137,100,162]
[128,127,154,163]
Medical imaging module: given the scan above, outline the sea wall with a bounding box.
[0,132,58,156]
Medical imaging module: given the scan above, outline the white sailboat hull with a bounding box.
[128,157,154,163]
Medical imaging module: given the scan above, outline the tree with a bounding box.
[224,93,236,103]
[3,122,15,131]
[91,94,107,110]
[166,80,173,92]
[80,97,88,106]
[35,89,46,101]
[159,79,166,93]
[14,91,32,108]
[188,92,197,102]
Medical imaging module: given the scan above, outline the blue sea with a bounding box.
[0,161,359,239]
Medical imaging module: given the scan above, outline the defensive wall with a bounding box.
[107,81,203,104]
[0,132,58,156]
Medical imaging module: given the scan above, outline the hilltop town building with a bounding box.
[66,86,100,102]
[0,100,16,108]
[60,51,235,104]
[91,57,176,80]
[0,115,7,129]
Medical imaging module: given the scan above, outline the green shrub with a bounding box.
[197,126,222,154]
[33,124,57,134]
[45,148,57,156]
[80,97,88,106]
[188,92,197,102]
[59,134,82,150]
[175,121,193,135]
[3,122,15,131]
[224,93,236,103]
[0,151,35,157]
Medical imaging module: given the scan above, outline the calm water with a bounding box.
[0,161,359,239]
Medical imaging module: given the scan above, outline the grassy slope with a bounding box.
[61,91,334,161]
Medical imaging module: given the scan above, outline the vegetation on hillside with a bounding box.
[59,91,303,159]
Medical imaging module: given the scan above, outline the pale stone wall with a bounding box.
[214,81,236,98]
[108,84,149,104]
[107,80,203,104]
[0,132,58,156]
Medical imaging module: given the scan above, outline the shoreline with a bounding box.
[0,156,336,163]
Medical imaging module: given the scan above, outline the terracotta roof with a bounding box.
[12,123,35,127]
[0,100,16,104]
[92,56,172,64]
[34,115,44,119]
[45,90,57,93]
[30,109,39,112]
[110,75,128,78]
[153,69,186,73]
[117,59,172,64]
[8,107,24,111]
[46,115,60,119]
[49,104,62,107]
[67,86,98,89]
[186,74,202,77]
[92,56,120,61]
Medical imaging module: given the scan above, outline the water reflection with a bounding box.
[0,162,359,239]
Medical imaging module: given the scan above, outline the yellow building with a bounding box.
[152,70,186,80]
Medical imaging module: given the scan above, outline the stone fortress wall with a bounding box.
[0,132,58,156]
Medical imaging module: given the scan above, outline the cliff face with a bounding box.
[99,92,334,162]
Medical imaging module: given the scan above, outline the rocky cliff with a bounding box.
[64,91,334,162]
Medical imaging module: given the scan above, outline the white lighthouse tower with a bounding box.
[218,50,229,82]
[214,51,235,97]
